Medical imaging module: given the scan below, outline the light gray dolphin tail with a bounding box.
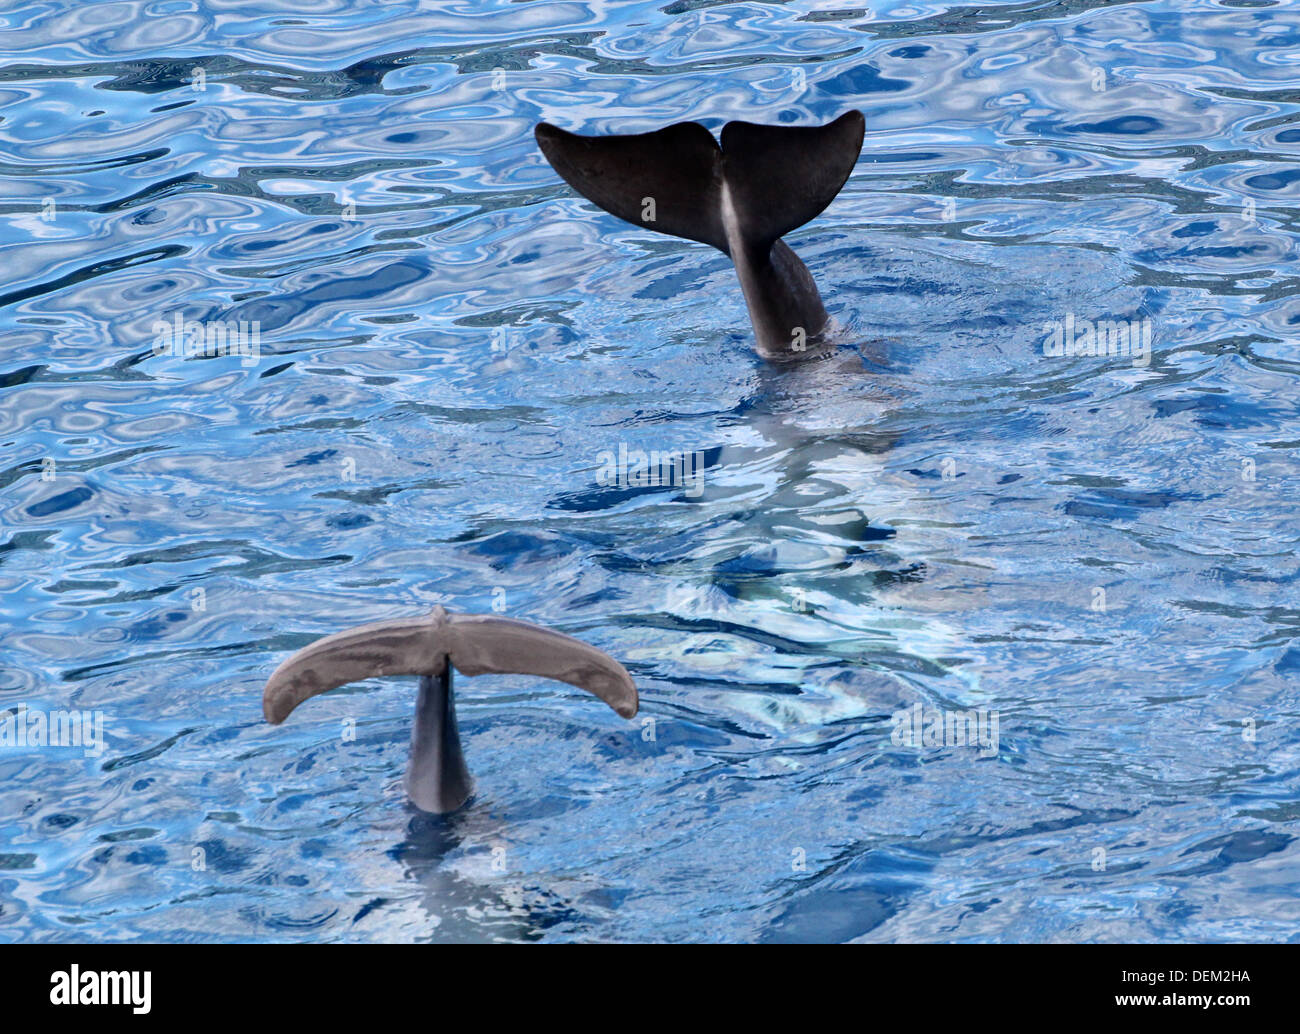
[535,110,864,358]
[262,605,638,813]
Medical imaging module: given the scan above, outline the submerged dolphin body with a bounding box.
[262,605,637,813]
[535,110,865,359]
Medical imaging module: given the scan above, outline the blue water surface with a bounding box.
[1,0,1298,942]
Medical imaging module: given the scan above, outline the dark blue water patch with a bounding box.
[591,716,728,759]
[0,364,44,388]
[222,258,429,333]
[242,237,285,253]
[763,885,898,943]
[859,151,945,164]
[1209,565,1299,591]
[819,63,911,97]
[130,206,167,226]
[276,793,316,815]
[578,885,632,911]
[1158,897,1199,926]
[880,273,965,299]
[287,448,338,468]
[101,728,197,771]
[1085,115,1164,135]
[352,896,389,924]
[299,839,330,861]
[1153,393,1266,428]
[1244,166,1300,192]
[24,486,94,518]
[845,782,887,808]
[94,173,206,214]
[1063,488,1193,522]
[98,826,157,842]
[135,276,176,295]
[862,563,926,589]
[1138,241,1269,262]
[1177,830,1291,876]
[919,807,1139,858]
[197,726,244,746]
[763,848,929,943]
[548,446,725,511]
[128,610,190,641]
[325,512,373,530]
[261,906,341,930]
[315,478,446,505]
[634,259,728,301]
[632,614,951,678]
[0,245,187,309]
[125,845,168,866]
[1058,856,1146,884]
[1274,646,1300,673]
[150,98,194,114]
[1059,115,1164,136]
[0,529,57,559]
[5,53,411,102]
[1172,221,1221,238]
[454,529,578,568]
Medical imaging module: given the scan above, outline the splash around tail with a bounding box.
[535,111,864,359]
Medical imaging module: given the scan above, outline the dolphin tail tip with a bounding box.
[718,108,865,252]
[534,117,729,250]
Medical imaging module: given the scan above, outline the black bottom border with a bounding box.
[0,942,1287,1021]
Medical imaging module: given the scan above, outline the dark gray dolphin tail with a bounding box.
[262,605,638,813]
[408,668,471,814]
[535,110,864,358]
[718,112,865,255]
[535,121,728,251]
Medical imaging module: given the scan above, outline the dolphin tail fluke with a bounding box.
[535,120,729,251]
[443,612,638,718]
[534,111,863,259]
[718,110,865,255]
[262,613,444,725]
[262,606,638,813]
